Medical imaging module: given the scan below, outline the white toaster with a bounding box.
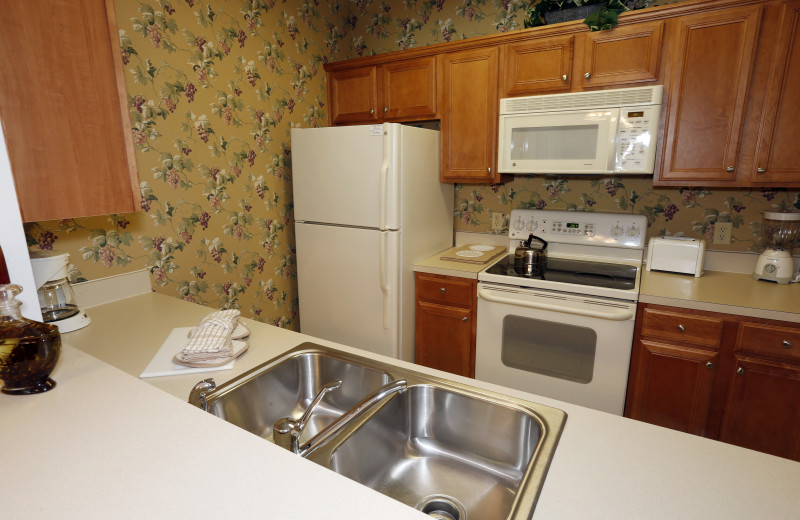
[646,237,706,277]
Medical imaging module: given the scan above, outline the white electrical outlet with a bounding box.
[491,212,504,231]
[713,222,732,244]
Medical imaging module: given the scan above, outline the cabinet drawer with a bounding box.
[416,274,474,308]
[736,322,800,362]
[640,308,724,348]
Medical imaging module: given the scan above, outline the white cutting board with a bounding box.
[140,327,236,379]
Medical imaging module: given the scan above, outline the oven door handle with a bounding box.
[478,289,634,321]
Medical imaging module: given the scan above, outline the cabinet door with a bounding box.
[381,57,437,121]
[440,47,500,183]
[416,301,474,378]
[328,66,380,125]
[720,356,800,461]
[501,35,574,96]
[658,6,762,184]
[627,340,718,436]
[751,0,800,184]
[0,0,139,222]
[579,22,664,88]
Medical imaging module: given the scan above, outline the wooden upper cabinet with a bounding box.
[381,57,437,120]
[0,0,139,222]
[751,0,800,184]
[579,21,664,88]
[501,35,574,96]
[328,66,380,125]
[658,5,762,184]
[328,56,437,125]
[440,47,501,183]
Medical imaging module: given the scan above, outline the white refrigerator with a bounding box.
[291,123,454,361]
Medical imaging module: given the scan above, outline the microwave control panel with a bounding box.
[509,209,647,249]
[614,106,659,173]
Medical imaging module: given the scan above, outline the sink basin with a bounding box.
[200,348,392,441]
[190,343,566,520]
[327,384,543,520]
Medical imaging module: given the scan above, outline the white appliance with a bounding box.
[476,209,647,415]
[291,124,454,361]
[646,236,706,277]
[28,250,91,333]
[753,211,800,284]
[498,86,662,175]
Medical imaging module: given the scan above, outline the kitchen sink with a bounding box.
[190,343,566,520]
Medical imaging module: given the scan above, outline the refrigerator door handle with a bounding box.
[379,129,389,231]
[379,231,390,329]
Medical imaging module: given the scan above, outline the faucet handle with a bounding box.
[273,379,343,452]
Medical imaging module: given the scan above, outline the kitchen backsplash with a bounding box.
[24,0,799,330]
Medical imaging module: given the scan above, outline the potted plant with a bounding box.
[524,0,635,32]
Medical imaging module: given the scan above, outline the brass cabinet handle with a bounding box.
[737,367,746,375]
[757,167,766,174]
[782,340,792,349]
[726,166,735,173]
[584,72,591,79]
[677,324,686,332]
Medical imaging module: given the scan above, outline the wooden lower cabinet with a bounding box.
[414,272,476,378]
[626,303,800,461]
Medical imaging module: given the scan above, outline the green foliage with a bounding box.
[583,0,628,31]
[524,0,630,31]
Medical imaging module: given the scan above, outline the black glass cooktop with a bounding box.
[485,255,637,290]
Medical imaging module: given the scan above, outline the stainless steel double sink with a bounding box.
[189,343,566,520]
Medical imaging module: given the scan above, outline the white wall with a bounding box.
[0,122,43,320]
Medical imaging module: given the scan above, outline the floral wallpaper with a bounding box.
[24,0,800,331]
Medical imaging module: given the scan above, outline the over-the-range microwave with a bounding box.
[498,85,663,175]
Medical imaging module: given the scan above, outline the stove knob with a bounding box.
[611,225,624,238]
[627,226,641,238]
[513,219,525,231]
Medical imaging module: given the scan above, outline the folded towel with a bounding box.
[180,309,241,361]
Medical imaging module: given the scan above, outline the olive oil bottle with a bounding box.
[0,284,61,395]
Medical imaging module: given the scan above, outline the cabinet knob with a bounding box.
[562,74,568,81]
[737,367,746,375]
[462,317,468,322]
[584,72,591,79]
[726,166,735,173]
[383,106,388,112]
[757,167,766,174]
[705,361,715,369]
[486,167,492,173]
[782,340,792,349]
[677,324,686,332]
[440,287,446,293]
[369,108,374,114]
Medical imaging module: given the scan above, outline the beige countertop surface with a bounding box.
[4,292,799,519]
[413,245,508,279]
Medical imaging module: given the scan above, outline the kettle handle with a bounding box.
[528,234,548,250]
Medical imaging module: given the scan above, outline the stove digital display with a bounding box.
[566,222,580,229]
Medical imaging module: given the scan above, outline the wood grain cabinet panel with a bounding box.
[415,273,476,378]
[501,35,574,96]
[381,57,437,120]
[658,6,762,183]
[720,356,800,461]
[440,47,501,183]
[0,0,139,222]
[751,0,800,184]
[640,307,724,348]
[628,340,718,436]
[580,21,664,88]
[328,66,380,125]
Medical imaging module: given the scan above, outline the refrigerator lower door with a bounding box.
[295,222,400,359]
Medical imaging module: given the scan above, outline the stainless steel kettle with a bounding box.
[514,234,548,275]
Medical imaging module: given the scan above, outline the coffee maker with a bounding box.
[752,211,800,284]
[29,250,91,332]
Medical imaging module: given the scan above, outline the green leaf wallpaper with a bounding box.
[24,0,800,331]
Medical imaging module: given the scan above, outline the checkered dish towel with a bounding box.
[180,309,241,362]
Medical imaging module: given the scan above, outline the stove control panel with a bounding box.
[509,209,647,249]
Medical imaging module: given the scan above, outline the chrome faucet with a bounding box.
[273,378,408,457]
[273,379,343,453]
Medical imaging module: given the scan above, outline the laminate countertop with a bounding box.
[3,293,799,519]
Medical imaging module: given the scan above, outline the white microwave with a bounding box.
[498,86,663,175]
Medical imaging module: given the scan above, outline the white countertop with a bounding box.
[3,293,800,519]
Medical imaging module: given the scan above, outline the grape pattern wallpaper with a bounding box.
[24,0,800,330]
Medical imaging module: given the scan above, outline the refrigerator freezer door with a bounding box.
[295,222,400,358]
[291,125,398,230]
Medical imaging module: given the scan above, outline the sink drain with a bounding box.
[415,494,467,520]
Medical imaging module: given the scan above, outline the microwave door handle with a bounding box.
[478,289,634,321]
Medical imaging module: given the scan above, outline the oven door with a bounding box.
[475,283,636,415]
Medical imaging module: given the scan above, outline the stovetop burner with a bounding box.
[485,255,637,291]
